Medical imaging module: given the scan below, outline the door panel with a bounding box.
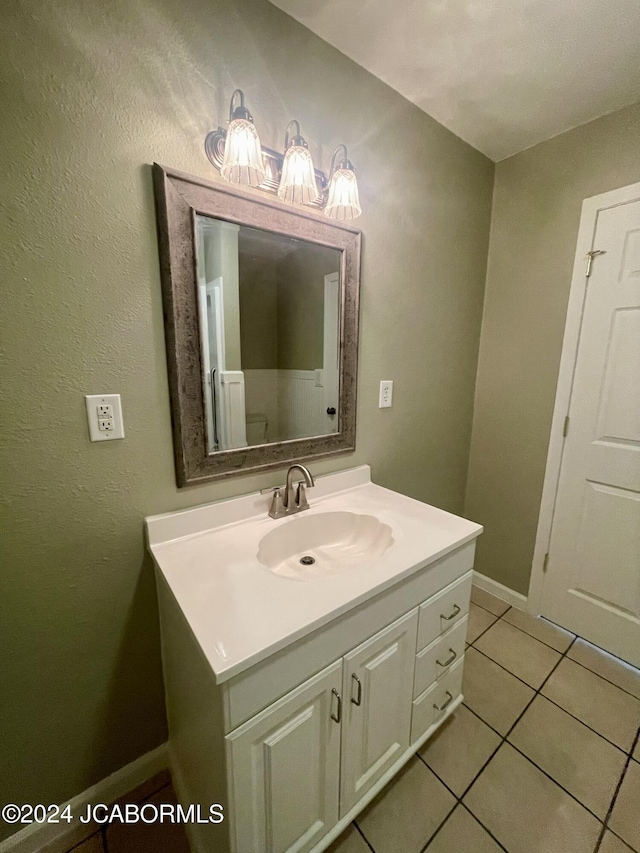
[339,609,418,815]
[226,660,342,853]
[572,483,640,614]
[541,197,640,664]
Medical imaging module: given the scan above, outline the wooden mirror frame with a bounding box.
[152,164,361,487]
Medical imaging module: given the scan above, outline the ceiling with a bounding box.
[269,0,640,161]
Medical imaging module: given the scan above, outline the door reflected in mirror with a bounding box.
[195,215,342,453]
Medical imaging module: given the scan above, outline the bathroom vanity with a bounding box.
[146,466,482,853]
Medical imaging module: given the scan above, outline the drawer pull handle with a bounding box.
[441,604,461,622]
[351,674,362,706]
[330,688,342,723]
[433,691,454,713]
[436,648,457,668]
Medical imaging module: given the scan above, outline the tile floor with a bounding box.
[62,586,640,853]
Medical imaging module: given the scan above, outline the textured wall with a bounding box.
[277,244,338,370]
[239,254,278,369]
[0,0,493,836]
[465,102,640,595]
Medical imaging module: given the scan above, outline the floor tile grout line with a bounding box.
[470,609,573,656]
[421,636,579,847]
[394,599,636,853]
[470,596,512,620]
[506,740,610,824]
[416,752,462,800]
[417,801,458,853]
[459,802,511,853]
[352,819,376,853]
[468,636,640,751]
[498,618,575,654]
[462,701,504,738]
[530,694,632,755]
[455,636,578,826]
[463,670,632,758]
[351,603,636,853]
[593,724,640,853]
[565,654,640,702]
[572,636,640,671]
[469,643,553,691]
[467,612,502,646]
[607,828,639,853]
[474,588,640,699]
[411,750,511,853]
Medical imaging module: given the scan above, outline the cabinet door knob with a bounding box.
[436,648,457,668]
[330,688,342,723]
[433,691,454,713]
[441,604,461,622]
[351,673,362,706]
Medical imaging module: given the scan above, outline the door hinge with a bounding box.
[543,552,550,573]
[585,249,606,278]
[563,415,570,437]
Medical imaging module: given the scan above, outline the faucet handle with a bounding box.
[268,487,287,519]
[296,482,310,511]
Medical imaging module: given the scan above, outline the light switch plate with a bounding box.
[85,394,125,441]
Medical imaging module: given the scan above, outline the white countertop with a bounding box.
[146,466,482,683]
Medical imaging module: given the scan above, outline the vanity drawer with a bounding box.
[417,571,472,652]
[413,617,467,699]
[410,656,464,744]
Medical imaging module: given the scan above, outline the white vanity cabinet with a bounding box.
[155,558,473,853]
[226,661,343,853]
[339,609,418,814]
[226,610,419,853]
[147,466,482,853]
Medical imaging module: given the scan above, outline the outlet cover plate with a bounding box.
[379,380,393,408]
[85,394,125,441]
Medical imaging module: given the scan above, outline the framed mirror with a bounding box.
[152,164,361,486]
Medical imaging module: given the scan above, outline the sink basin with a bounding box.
[257,511,394,580]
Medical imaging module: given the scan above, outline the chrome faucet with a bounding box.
[268,464,315,519]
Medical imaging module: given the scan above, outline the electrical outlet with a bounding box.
[86,394,125,441]
[379,380,393,408]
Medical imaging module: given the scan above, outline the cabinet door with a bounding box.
[226,660,342,853]
[340,609,418,815]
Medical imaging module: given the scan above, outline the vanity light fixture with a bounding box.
[204,90,362,219]
[277,120,318,205]
[219,89,266,187]
[324,145,361,221]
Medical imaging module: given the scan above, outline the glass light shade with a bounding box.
[220,118,266,187]
[324,168,362,220]
[277,145,318,205]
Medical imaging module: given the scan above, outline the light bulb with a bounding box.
[220,90,266,188]
[324,167,361,221]
[277,120,319,205]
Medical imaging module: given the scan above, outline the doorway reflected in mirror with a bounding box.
[195,215,341,453]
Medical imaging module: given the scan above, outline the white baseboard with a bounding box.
[0,743,168,853]
[472,570,528,610]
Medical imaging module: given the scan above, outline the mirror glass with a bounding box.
[195,215,342,453]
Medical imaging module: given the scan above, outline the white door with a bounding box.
[339,609,418,815]
[323,272,340,434]
[226,660,342,853]
[539,194,640,665]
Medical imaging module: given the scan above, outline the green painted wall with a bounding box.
[0,0,493,836]
[465,102,640,595]
[277,244,339,371]
[239,254,279,370]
